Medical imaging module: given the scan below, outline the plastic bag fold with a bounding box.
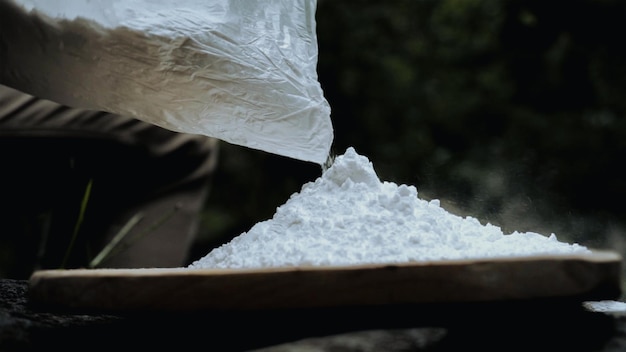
[0,0,333,164]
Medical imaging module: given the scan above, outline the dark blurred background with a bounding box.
[189,0,626,263]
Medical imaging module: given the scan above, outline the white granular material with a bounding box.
[189,147,590,269]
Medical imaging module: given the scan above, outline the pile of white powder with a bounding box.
[189,147,589,269]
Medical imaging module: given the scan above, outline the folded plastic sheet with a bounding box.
[0,0,333,164]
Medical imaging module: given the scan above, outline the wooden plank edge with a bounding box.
[28,249,623,313]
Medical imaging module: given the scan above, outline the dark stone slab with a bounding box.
[2,278,626,351]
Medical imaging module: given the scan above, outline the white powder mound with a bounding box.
[189,147,590,269]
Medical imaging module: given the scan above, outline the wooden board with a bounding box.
[28,250,622,313]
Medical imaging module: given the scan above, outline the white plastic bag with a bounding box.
[0,0,333,164]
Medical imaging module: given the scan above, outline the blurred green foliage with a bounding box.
[190,0,626,261]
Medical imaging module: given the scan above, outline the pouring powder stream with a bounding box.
[189,147,589,269]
